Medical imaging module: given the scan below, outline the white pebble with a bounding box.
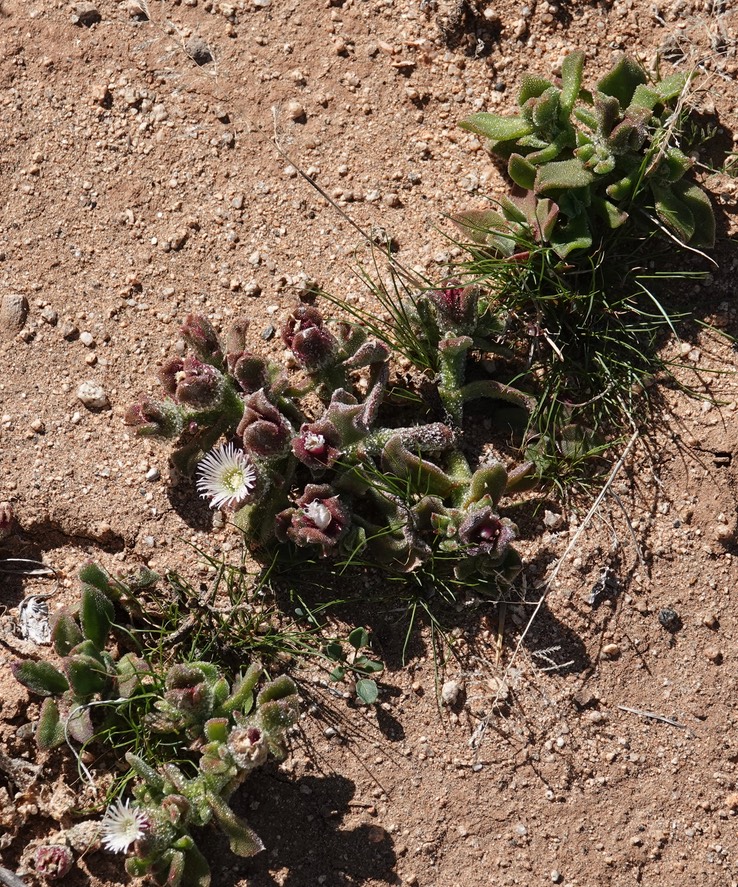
[76,381,110,411]
[441,680,461,705]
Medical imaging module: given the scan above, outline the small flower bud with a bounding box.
[427,281,478,331]
[275,484,350,554]
[124,396,183,438]
[34,844,74,881]
[292,422,341,469]
[174,357,223,408]
[282,306,337,370]
[458,507,516,557]
[227,725,269,771]
[181,314,224,365]
[232,353,270,394]
[237,390,292,458]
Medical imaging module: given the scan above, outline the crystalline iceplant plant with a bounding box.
[125,299,536,592]
[457,51,715,257]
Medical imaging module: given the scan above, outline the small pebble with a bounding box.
[261,325,275,341]
[30,418,45,434]
[76,381,110,411]
[543,510,564,530]
[41,306,58,326]
[704,646,723,664]
[62,324,80,341]
[658,608,682,633]
[551,871,562,884]
[1,293,29,334]
[80,331,95,347]
[185,37,213,66]
[286,100,306,122]
[602,643,621,658]
[702,613,719,630]
[73,2,101,25]
[145,467,160,482]
[441,680,461,705]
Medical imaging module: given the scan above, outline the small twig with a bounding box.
[617,704,687,729]
[0,866,28,887]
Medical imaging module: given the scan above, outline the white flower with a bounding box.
[196,442,257,510]
[303,432,325,453]
[303,500,332,530]
[101,798,148,854]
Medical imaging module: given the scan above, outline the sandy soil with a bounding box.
[2,0,738,884]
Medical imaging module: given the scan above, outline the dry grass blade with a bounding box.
[470,429,640,753]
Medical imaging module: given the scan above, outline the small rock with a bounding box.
[602,643,621,659]
[30,419,45,434]
[704,646,723,664]
[261,325,275,341]
[72,2,101,25]
[76,381,110,411]
[543,510,564,530]
[185,37,213,66]
[1,293,29,334]
[702,613,719,630]
[726,792,738,811]
[145,467,160,482]
[551,871,562,884]
[41,306,58,325]
[80,331,95,347]
[62,324,80,341]
[658,608,682,633]
[285,100,306,122]
[572,689,598,710]
[441,680,461,705]
[383,191,401,208]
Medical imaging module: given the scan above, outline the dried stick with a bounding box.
[617,705,686,729]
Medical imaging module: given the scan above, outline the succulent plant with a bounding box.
[125,297,536,593]
[458,51,715,255]
[121,665,298,887]
[11,565,300,887]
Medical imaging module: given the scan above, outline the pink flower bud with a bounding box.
[237,390,292,458]
[181,314,223,365]
[34,844,74,881]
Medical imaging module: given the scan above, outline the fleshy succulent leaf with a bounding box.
[458,112,534,143]
[11,660,69,696]
[79,584,114,650]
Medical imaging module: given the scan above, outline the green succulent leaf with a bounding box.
[222,662,262,715]
[592,196,629,229]
[79,584,114,650]
[78,562,115,595]
[534,158,595,193]
[596,55,648,108]
[36,698,66,749]
[52,612,83,657]
[654,71,689,102]
[66,653,111,697]
[549,211,593,257]
[12,660,69,696]
[256,674,298,706]
[466,463,508,507]
[207,793,265,858]
[458,112,534,143]
[508,153,536,190]
[356,679,379,705]
[560,50,585,113]
[673,180,715,248]
[518,75,554,104]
